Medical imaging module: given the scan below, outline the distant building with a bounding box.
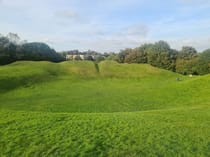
[66,54,95,61]
[80,55,85,60]
[66,55,73,60]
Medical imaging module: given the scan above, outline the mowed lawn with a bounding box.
[0,61,210,156]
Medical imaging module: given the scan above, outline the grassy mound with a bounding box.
[0,61,209,113]
[0,61,209,156]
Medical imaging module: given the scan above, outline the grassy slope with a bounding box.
[0,61,210,156]
[1,61,209,113]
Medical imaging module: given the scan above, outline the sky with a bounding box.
[1,0,210,52]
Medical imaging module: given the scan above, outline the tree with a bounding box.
[20,42,64,62]
[194,49,210,75]
[0,36,17,64]
[176,46,198,75]
[0,33,64,65]
[117,49,132,63]
[124,50,137,63]
[135,44,152,63]
[105,53,118,61]
[95,55,105,62]
[176,57,199,75]
[6,33,21,44]
[147,41,177,71]
[178,46,197,60]
[124,45,149,64]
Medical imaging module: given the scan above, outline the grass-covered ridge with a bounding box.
[0,61,209,113]
[0,61,210,156]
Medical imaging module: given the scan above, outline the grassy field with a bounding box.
[0,61,210,156]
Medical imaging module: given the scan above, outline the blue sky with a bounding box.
[1,0,210,52]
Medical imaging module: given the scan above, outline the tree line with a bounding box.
[0,33,64,65]
[116,41,210,75]
[0,33,210,75]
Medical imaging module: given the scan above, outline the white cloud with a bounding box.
[54,9,91,25]
[168,37,210,52]
[55,10,79,19]
[1,0,37,8]
[49,22,150,52]
[125,23,149,37]
[1,0,210,52]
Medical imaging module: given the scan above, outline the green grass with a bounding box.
[0,61,210,156]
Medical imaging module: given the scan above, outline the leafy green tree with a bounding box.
[194,49,210,75]
[6,33,21,44]
[176,58,199,75]
[20,42,64,62]
[147,41,177,71]
[124,51,137,63]
[95,55,105,62]
[117,49,132,63]
[0,33,64,65]
[178,46,197,60]
[106,53,118,61]
[0,36,17,64]
[135,44,152,63]
[124,44,150,64]
[176,46,198,75]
